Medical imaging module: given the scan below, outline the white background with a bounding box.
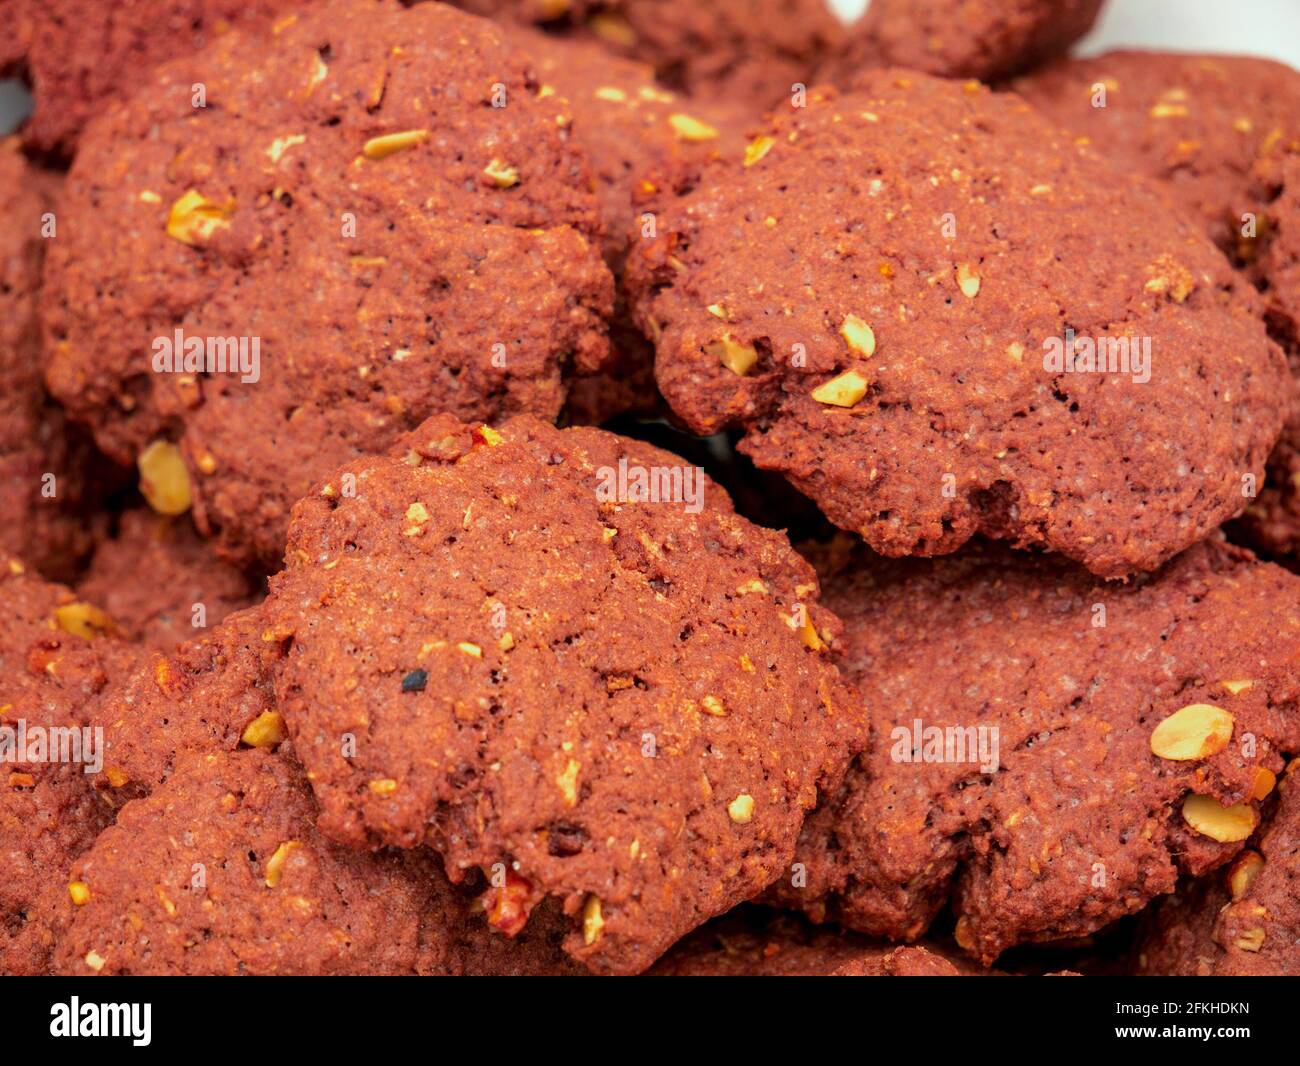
[4,0,1300,133]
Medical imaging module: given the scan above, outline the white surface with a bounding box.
[4,1,1300,134]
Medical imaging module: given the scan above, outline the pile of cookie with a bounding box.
[2,0,1298,977]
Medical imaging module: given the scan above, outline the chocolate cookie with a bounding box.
[827,0,1103,84]
[0,141,112,582]
[452,0,842,104]
[1,0,307,158]
[649,906,983,976]
[0,557,142,974]
[46,747,574,975]
[77,509,263,652]
[626,74,1288,579]
[771,534,1300,965]
[1134,761,1300,976]
[42,0,614,566]
[258,413,861,974]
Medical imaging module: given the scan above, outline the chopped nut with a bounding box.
[701,695,727,717]
[240,711,285,749]
[956,263,981,298]
[55,602,116,640]
[706,303,728,319]
[84,951,106,972]
[588,10,636,45]
[138,440,192,516]
[1251,766,1276,800]
[736,578,766,594]
[475,425,504,447]
[839,314,876,357]
[707,334,758,376]
[8,772,35,788]
[498,632,515,652]
[811,369,869,408]
[105,767,130,788]
[668,113,719,142]
[1233,927,1266,952]
[266,134,306,163]
[264,841,301,888]
[739,653,755,673]
[1149,102,1189,118]
[1221,679,1254,695]
[166,189,235,247]
[1181,793,1257,842]
[743,136,775,167]
[593,86,627,102]
[369,778,399,795]
[483,159,520,187]
[1149,703,1234,761]
[458,641,482,658]
[404,502,430,536]
[556,758,580,806]
[1228,850,1264,899]
[361,129,430,160]
[582,894,605,945]
[483,870,532,935]
[68,882,90,906]
[727,793,754,823]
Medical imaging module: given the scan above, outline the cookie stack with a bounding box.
[2,0,1298,977]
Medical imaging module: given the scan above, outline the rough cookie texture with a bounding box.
[0,558,142,975]
[1134,761,1300,976]
[0,141,112,582]
[828,0,1103,84]
[77,509,263,652]
[43,0,614,566]
[260,413,861,974]
[0,0,306,158]
[649,905,981,976]
[626,75,1288,579]
[773,534,1300,965]
[453,0,841,104]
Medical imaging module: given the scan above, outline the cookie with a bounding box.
[770,534,1300,965]
[501,26,748,424]
[453,0,841,104]
[42,0,614,566]
[45,747,577,975]
[76,509,263,652]
[0,0,307,157]
[826,0,1103,84]
[257,413,861,974]
[649,906,983,976]
[1134,762,1300,976]
[626,74,1288,579]
[0,558,143,974]
[0,141,113,583]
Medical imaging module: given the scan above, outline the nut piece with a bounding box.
[166,189,235,247]
[138,440,192,516]
[727,793,754,823]
[707,334,758,376]
[240,711,285,749]
[1227,850,1265,900]
[264,840,302,888]
[811,370,869,408]
[743,136,775,167]
[668,113,719,142]
[582,894,605,945]
[839,314,876,357]
[1181,793,1258,843]
[700,695,727,717]
[483,159,520,188]
[956,263,981,298]
[1149,703,1234,761]
[54,602,116,641]
[556,758,580,806]
[361,129,430,160]
[1251,767,1277,800]
[1233,927,1266,952]
[84,951,106,972]
[68,882,91,906]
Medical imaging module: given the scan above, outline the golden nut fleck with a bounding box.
[956,263,982,298]
[589,11,636,46]
[811,369,869,408]
[369,778,399,795]
[266,134,306,163]
[739,653,755,673]
[798,619,825,652]
[483,158,520,187]
[594,86,627,102]
[707,334,758,376]
[1251,766,1276,801]
[668,113,719,142]
[362,129,430,160]
[556,758,580,807]
[701,695,727,717]
[1149,703,1234,761]
[743,135,775,167]
[1233,928,1266,952]
[240,710,285,750]
[68,882,91,906]
[839,314,876,357]
[264,841,302,888]
[1149,102,1189,118]
[706,302,728,320]
[55,602,116,641]
[1221,679,1254,696]
[138,440,192,516]
[105,767,130,788]
[84,951,106,972]
[458,641,482,658]
[475,425,504,447]
[582,894,605,945]
[166,189,235,247]
[727,793,754,823]
[1181,793,1257,843]
[1228,850,1264,900]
